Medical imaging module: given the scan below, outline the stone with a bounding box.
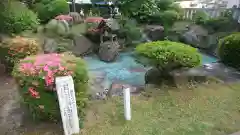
[143,25,164,41]
[170,67,208,87]
[180,25,209,48]
[71,35,94,56]
[42,38,58,54]
[69,12,83,24]
[107,83,142,97]
[105,18,120,31]
[145,68,162,85]
[45,19,70,36]
[98,39,120,62]
[88,71,111,100]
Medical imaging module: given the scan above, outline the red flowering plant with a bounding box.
[12,53,89,122]
[0,36,42,73]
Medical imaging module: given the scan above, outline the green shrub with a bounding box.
[0,1,39,34]
[135,41,201,72]
[12,53,89,123]
[204,17,231,32]
[160,10,179,28]
[34,0,69,23]
[218,33,240,69]
[193,10,209,25]
[118,18,142,44]
[0,36,42,72]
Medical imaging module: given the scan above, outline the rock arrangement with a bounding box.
[88,71,111,100]
[69,12,83,24]
[145,67,209,87]
[42,38,58,54]
[44,19,70,36]
[98,39,120,62]
[144,25,164,41]
[88,71,144,100]
[71,34,94,56]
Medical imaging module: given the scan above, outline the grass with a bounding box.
[81,82,240,135]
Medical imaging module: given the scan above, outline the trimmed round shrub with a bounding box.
[12,53,89,122]
[0,36,42,72]
[135,41,201,72]
[193,10,209,25]
[0,1,39,34]
[34,0,69,23]
[218,33,240,69]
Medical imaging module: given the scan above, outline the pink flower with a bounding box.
[58,65,65,71]
[43,65,49,71]
[28,87,40,98]
[45,75,54,86]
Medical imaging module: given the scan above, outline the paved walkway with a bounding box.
[230,131,240,135]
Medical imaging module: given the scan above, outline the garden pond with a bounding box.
[84,52,219,86]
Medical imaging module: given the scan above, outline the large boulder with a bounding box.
[170,67,209,87]
[44,19,70,36]
[180,25,209,48]
[71,35,94,56]
[143,25,164,41]
[69,12,83,24]
[145,68,162,85]
[42,38,58,54]
[98,40,120,62]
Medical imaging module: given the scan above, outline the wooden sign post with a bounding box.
[55,76,80,135]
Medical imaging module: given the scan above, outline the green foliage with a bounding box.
[118,18,142,44]
[218,33,240,69]
[12,53,89,122]
[135,41,201,71]
[204,17,231,32]
[0,1,39,34]
[120,0,181,28]
[160,10,179,28]
[193,10,209,25]
[223,9,233,18]
[34,0,69,23]
[156,0,174,11]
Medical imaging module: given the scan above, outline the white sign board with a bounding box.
[55,76,80,135]
[123,88,131,120]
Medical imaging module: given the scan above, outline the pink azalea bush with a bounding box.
[12,53,89,122]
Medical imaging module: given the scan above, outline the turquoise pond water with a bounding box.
[84,52,218,85]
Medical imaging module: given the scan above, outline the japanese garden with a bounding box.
[1,0,240,134]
